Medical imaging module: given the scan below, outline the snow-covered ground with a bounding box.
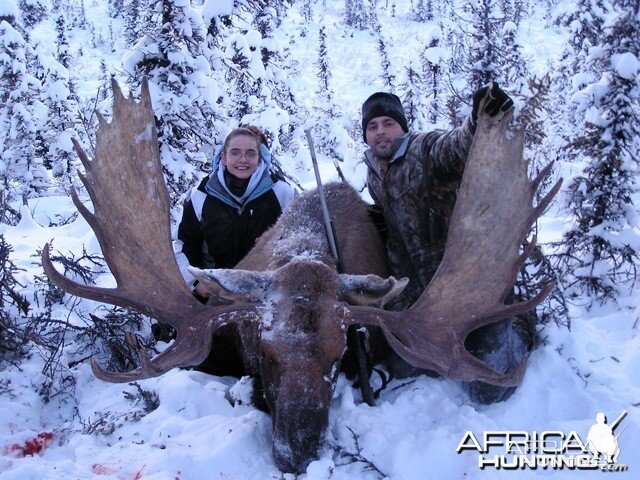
[1,1,639,479]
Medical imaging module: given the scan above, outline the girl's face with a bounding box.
[221,135,261,179]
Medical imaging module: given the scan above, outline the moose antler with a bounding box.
[349,104,562,386]
[42,79,253,382]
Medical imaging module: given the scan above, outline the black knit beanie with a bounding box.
[361,92,409,141]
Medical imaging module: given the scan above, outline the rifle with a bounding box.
[304,128,374,406]
[304,129,343,273]
[611,410,627,432]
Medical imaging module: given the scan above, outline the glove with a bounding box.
[471,82,513,123]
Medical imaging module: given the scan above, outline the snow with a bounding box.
[423,45,445,65]
[0,0,18,19]
[0,19,21,44]
[200,0,234,23]
[1,0,639,479]
[612,52,640,81]
[503,20,517,34]
[2,192,637,479]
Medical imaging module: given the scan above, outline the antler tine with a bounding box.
[95,110,108,129]
[140,77,153,111]
[500,236,539,303]
[531,160,554,192]
[138,347,163,377]
[380,323,527,387]
[72,138,91,171]
[530,178,563,224]
[111,76,129,120]
[465,281,556,334]
[42,242,122,306]
[90,315,226,383]
[515,236,537,274]
[69,185,102,235]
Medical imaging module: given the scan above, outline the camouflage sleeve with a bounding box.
[366,169,382,207]
[419,115,475,179]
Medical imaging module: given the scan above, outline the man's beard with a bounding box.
[372,137,402,161]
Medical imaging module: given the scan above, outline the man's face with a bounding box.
[365,116,405,161]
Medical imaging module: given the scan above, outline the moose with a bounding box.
[42,80,561,473]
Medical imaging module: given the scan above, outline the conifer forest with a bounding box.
[0,1,639,478]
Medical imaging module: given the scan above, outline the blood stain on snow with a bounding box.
[2,432,54,457]
[132,465,146,479]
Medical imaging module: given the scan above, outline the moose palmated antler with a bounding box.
[349,102,562,387]
[42,79,253,382]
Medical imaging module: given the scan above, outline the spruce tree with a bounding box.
[317,26,331,105]
[201,0,233,56]
[371,14,395,88]
[125,0,222,203]
[312,26,346,181]
[0,8,48,201]
[0,233,31,363]
[559,2,640,305]
[552,0,609,157]
[554,0,609,97]
[124,0,144,46]
[421,26,445,124]
[36,44,80,192]
[502,20,529,98]
[450,0,524,121]
[345,0,368,30]
[255,6,301,150]
[400,58,428,131]
[413,0,433,22]
[500,0,528,26]
[71,0,88,29]
[55,14,70,69]
[463,0,504,92]
[301,0,312,22]
[98,59,111,102]
[109,0,125,19]
[225,32,258,122]
[19,0,47,30]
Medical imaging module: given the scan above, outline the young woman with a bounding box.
[174,126,295,300]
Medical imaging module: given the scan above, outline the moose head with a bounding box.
[42,80,561,473]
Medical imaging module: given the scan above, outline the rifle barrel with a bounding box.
[304,129,341,267]
[611,410,627,431]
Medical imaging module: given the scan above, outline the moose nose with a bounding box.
[272,404,328,473]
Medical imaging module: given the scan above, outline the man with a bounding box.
[362,84,531,404]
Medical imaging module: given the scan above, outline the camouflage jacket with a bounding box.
[364,116,475,310]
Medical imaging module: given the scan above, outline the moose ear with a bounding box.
[189,267,274,302]
[339,274,409,307]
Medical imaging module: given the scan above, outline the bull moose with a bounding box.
[42,80,561,473]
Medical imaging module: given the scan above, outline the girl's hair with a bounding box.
[222,125,269,152]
